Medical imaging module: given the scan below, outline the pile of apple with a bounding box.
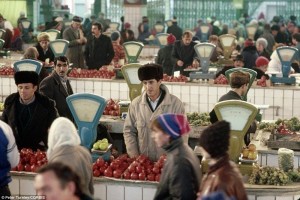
[92,138,109,151]
[0,66,14,76]
[68,66,115,79]
[162,74,188,82]
[11,148,47,172]
[242,144,257,160]
[92,154,166,182]
[103,98,119,116]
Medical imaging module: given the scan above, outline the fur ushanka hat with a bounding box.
[138,64,163,81]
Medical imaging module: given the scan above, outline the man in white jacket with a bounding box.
[123,64,185,161]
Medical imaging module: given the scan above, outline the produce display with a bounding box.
[92,138,109,151]
[0,66,14,76]
[162,74,188,82]
[103,98,119,116]
[214,74,228,85]
[248,165,289,186]
[241,144,258,160]
[187,112,211,126]
[11,148,47,172]
[68,66,116,79]
[92,154,166,182]
[258,117,300,133]
[256,76,267,87]
[258,121,277,132]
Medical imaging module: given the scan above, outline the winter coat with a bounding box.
[123,84,185,161]
[198,155,248,200]
[63,27,85,68]
[84,34,114,69]
[1,92,58,150]
[34,43,55,62]
[258,49,270,60]
[167,23,183,40]
[172,40,197,76]
[48,145,94,197]
[241,46,258,69]
[154,138,201,200]
[156,44,176,76]
[39,72,74,121]
[260,32,276,54]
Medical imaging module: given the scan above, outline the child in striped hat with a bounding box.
[151,113,201,200]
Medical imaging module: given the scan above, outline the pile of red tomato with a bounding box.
[11,148,47,172]
[92,154,166,182]
[103,99,120,116]
[68,66,115,79]
[162,74,188,82]
[0,66,14,76]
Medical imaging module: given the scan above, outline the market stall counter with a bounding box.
[9,171,300,199]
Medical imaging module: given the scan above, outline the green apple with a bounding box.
[101,138,108,143]
[99,142,108,150]
[93,143,99,150]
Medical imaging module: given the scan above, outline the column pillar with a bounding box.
[124,1,147,39]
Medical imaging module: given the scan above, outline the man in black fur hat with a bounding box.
[123,63,185,161]
[1,71,58,150]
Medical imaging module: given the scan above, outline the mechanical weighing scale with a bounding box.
[199,24,210,42]
[214,100,258,175]
[0,29,10,57]
[122,41,144,63]
[189,42,216,81]
[66,93,107,149]
[218,34,236,66]
[269,46,298,85]
[49,39,69,57]
[13,59,42,74]
[156,33,169,48]
[45,29,61,41]
[246,24,257,40]
[48,39,69,73]
[108,22,120,31]
[121,63,143,101]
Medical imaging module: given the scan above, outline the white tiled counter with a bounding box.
[9,172,300,200]
[1,77,300,120]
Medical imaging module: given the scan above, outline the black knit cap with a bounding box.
[199,120,230,158]
[14,71,39,86]
[138,63,163,81]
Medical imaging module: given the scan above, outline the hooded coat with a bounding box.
[47,117,94,197]
[123,84,185,161]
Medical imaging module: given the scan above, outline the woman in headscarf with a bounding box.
[47,117,94,198]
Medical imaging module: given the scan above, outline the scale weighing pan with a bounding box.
[66,93,107,149]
